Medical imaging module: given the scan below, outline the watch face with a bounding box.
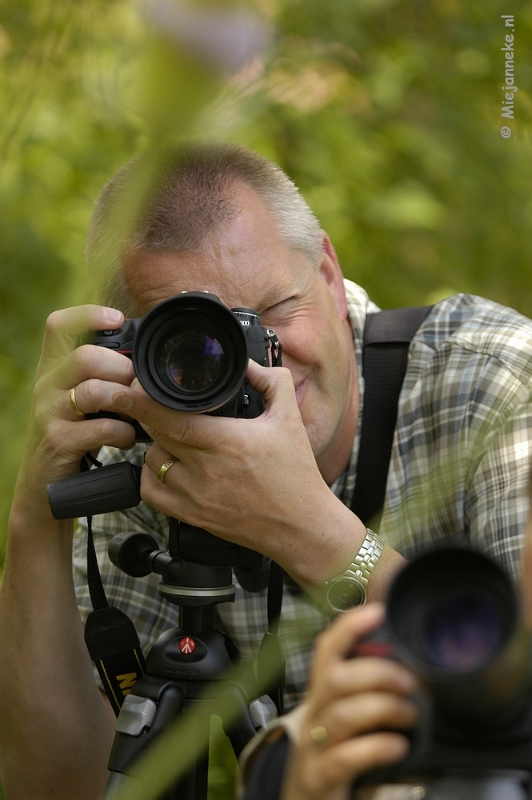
[327,577,366,612]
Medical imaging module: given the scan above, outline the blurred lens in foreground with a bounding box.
[385,547,532,730]
[423,589,502,671]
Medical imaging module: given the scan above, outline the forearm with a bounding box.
[0,507,113,800]
[268,487,406,603]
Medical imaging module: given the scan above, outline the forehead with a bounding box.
[123,183,314,315]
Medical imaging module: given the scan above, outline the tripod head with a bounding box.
[47,456,272,596]
[108,516,271,609]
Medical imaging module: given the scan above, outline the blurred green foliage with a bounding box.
[0,0,532,797]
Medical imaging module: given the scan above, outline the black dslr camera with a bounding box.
[93,291,280,418]
[47,291,281,520]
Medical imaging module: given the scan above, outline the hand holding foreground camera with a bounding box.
[263,544,532,800]
[278,604,419,800]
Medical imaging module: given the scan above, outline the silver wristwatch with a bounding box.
[320,529,385,615]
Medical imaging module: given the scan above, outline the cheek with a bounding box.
[269,321,316,369]
[283,308,340,355]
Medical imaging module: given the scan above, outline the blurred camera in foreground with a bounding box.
[354,547,532,797]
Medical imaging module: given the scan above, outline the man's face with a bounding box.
[122,183,359,483]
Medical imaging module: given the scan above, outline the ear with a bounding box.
[318,232,348,321]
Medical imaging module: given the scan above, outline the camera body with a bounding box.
[92,291,277,418]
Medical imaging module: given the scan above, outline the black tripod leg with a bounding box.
[218,682,261,757]
[102,678,186,799]
[167,712,210,800]
[169,753,209,800]
[103,682,226,800]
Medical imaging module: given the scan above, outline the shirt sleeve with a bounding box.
[462,390,532,577]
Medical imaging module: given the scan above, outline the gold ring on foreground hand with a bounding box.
[309,726,329,746]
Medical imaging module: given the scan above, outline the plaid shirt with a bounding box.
[73,281,532,709]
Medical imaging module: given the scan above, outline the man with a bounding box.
[0,141,531,800]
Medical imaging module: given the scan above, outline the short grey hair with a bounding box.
[86,141,323,315]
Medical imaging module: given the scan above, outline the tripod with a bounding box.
[100,518,277,800]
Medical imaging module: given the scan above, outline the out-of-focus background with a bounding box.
[0,0,531,797]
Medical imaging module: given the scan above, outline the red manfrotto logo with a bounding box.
[179,637,196,654]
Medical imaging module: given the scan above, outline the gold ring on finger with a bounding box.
[309,726,329,746]
[157,459,177,484]
[69,386,85,417]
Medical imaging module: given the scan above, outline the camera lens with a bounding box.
[156,328,226,395]
[422,589,501,671]
[387,547,515,676]
[386,547,530,731]
[132,293,249,412]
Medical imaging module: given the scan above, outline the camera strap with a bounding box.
[255,333,286,714]
[351,305,434,528]
[81,455,146,717]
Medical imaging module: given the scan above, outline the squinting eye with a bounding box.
[265,297,298,316]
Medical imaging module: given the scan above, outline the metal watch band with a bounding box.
[320,528,385,615]
[346,528,384,586]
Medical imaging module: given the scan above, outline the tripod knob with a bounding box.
[108,532,159,577]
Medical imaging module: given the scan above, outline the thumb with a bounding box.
[245,360,298,411]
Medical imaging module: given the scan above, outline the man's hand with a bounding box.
[12,304,137,527]
[111,358,359,585]
[281,604,419,800]
[110,359,406,595]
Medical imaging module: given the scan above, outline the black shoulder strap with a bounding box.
[351,305,433,529]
